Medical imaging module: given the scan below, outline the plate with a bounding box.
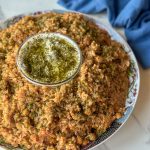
[0,9,140,150]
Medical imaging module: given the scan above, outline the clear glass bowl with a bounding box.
[16,33,82,87]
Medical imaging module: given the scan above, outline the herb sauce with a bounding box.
[18,34,80,84]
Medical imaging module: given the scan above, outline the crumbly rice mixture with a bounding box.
[0,13,130,150]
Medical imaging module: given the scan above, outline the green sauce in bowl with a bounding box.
[17,33,82,86]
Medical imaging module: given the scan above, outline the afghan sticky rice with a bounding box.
[0,13,130,150]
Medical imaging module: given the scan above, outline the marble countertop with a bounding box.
[0,0,150,150]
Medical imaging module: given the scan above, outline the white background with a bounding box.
[0,0,150,150]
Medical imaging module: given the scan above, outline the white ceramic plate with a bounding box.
[0,10,140,150]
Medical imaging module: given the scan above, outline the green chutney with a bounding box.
[18,33,80,84]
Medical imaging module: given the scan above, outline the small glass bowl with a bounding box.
[16,33,82,87]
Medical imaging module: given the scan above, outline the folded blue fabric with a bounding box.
[58,0,150,68]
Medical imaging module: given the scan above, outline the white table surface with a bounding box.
[0,0,150,150]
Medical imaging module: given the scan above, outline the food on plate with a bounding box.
[0,12,130,150]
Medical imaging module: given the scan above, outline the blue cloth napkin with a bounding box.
[58,0,150,69]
